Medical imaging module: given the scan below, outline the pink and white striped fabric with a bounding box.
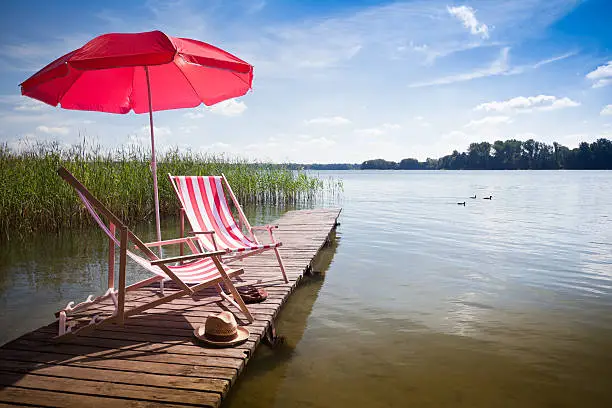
[127,251,231,284]
[170,176,281,253]
[77,190,232,285]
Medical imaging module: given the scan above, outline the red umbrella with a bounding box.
[20,30,253,244]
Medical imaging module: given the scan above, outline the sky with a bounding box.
[0,0,611,163]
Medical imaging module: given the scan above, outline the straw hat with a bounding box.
[194,311,250,347]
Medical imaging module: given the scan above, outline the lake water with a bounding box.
[2,170,612,407]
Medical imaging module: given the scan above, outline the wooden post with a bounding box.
[108,223,116,289]
[274,247,289,283]
[117,226,128,325]
[179,208,185,263]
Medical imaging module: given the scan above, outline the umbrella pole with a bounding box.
[145,66,164,294]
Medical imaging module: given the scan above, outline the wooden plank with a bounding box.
[0,344,244,370]
[0,359,229,394]
[35,322,266,344]
[0,372,219,407]
[12,337,248,360]
[0,387,187,408]
[0,349,238,381]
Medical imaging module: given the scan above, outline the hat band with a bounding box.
[205,331,239,342]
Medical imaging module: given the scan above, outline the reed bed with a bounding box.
[0,141,336,241]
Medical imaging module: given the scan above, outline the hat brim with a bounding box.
[193,325,250,347]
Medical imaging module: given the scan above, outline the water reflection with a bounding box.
[223,231,340,408]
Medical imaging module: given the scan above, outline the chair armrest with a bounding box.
[142,237,197,249]
[151,250,227,266]
[189,230,216,235]
[251,225,278,231]
[251,225,280,245]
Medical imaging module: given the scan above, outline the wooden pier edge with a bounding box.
[0,208,342,408]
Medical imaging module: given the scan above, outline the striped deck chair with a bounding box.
[168,174,289,283]
[54,167,253,339]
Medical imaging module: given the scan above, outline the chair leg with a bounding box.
[220,279,254,323]
[210,256,254,323]
[274,247,289,283]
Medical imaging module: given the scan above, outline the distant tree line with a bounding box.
[361,138,612,170]
[284,163,361,170]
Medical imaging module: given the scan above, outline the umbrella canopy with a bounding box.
[20,30,253,250]
[20,30,253,113]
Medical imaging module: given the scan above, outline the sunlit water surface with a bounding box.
[1,170,611,407]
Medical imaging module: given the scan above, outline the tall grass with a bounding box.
[0,141,336,241]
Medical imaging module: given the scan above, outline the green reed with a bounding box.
[0,141,337,241]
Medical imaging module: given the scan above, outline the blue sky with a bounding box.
[1,0,611,162]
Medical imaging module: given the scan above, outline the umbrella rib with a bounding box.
[175,57,207,106]
[181,57,253,90]
[227,70,252,90]
[129,66,136,111]
[56,67,85,108]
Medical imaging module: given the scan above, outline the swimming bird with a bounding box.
[470,195,476,199]
[457,202,466,206]
[483,195,493,200]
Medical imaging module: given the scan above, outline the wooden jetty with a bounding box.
[0,208,341,407]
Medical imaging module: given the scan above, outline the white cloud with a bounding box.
[531,51,577,69]
[355,127,385,136]
[586,61,612,88]
[443,130,469,140]
[601,105,612,116]
[179,125,198,134]
[0,33,101,72]
[184,108,206,119]
[15,98,50,112]
[296,136,336,148]
[465,116,512,128]
[515,132,539,140]
[409,47,574,88]
[208,99,248,117]
[247,0,266,14]
[184,99,247,118]
[382,123,401,130]
[36,125,69,135]
[201,142,231,152]
[410,47,509,87]
[139,125,172,138]
[474,95,580,113]
[413,116,431,127]
[304,116,352,126]
[554,133,593,147]
[355,123,401,136]
[447,5,490,39]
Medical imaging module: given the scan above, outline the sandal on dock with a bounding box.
[237,286,268,304]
